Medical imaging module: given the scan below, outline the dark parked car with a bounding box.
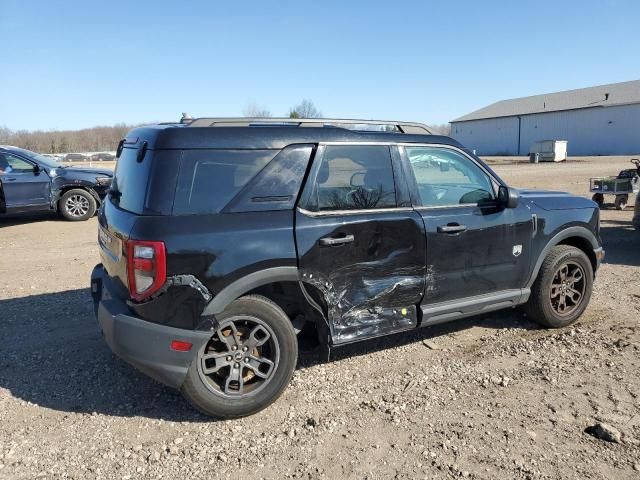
[90,152,116,162]
[0,146,113,221]
[91,118,604,418]
[64,153,89,162]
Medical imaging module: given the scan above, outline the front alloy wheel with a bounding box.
[524,245,593,328]
[59,188,97,221]
[549,261,586,316]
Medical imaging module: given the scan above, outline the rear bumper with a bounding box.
[91,264,211,388]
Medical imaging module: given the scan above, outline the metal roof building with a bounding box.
[450,80,640,156]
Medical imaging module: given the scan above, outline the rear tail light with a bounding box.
[126,240,166,301]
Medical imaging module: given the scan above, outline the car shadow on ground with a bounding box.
[0,288,210,423]
[0,212,60,226]
[599,221,640,267]
[0,288,538,422]
[298,308,535,368]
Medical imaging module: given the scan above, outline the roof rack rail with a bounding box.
[186,117,434,134]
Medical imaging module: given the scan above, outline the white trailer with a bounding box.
[529,140,568,162]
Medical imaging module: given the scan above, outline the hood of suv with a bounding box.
[63,166,113,177]
[519,189,596,210]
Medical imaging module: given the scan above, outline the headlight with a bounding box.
[95,176,112,186]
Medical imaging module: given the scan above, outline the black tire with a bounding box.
[591,193,604,208]
[59,189,97,221]
[524,245,593,328]
[181,295,297,418]
[614,194,628,210]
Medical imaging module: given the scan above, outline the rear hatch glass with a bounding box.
[110,147,178,215]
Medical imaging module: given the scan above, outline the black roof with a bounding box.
[124,124,461,150]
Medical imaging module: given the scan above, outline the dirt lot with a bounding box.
[1,156,639,479]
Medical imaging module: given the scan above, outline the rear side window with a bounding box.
[305,145,396,211]
[224,145,313,213]
[173,150,277,215]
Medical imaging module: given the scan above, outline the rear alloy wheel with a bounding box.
[182,295,297,418]
[524,245,593,328]
[614,194,628,210]
[59,189,97,221]
[198,317,279,397]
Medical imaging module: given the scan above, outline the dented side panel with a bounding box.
[295,210,426,344]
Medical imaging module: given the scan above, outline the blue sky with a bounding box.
[1,0,638,131]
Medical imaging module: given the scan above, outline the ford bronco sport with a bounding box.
[91,118,604,418]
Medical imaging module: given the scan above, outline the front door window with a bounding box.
[405,146,495,207]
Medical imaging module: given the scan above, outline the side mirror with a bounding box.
[33,164,40,174]
[498,185,519,208]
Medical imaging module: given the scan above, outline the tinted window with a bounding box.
[144,151,180,215]
[225,145,313,213]
[110,147,152,214]
[405,146,495,207]
[309,145,396,211]
[173,150,277,215]
[2,154,33,173]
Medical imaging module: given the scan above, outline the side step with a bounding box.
[420,289,529,327]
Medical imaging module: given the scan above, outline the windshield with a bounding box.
[10,147,63,168]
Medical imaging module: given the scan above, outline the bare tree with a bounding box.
[242,101,272,118]
[0,124,139,153]
[288,99,322,118]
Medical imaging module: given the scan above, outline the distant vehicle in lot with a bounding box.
[590,159,640,210]
[64,153,88,162]
[90,152,116,162]
[91,117,605,419]
[0,145,113,221]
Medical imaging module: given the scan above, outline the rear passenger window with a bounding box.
[173,150,277,215]
[307,145,396,211]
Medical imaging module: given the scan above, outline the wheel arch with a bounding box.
[54,184,101,210]
[526,226,599,288]
[200,267,300,316]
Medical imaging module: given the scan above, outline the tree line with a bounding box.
[0,124,134,153]
[1,99,449,153]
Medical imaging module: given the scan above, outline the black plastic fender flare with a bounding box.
[525,226,600,289]
[200,266,299,316]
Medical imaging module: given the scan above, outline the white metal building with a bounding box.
[450,80,640,156]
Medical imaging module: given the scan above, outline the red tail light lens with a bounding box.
[170,340,193,352]
[126,240,166,301]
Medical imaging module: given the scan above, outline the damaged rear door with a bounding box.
[295,143,426,345]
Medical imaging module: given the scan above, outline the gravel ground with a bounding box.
[0,156,639,479]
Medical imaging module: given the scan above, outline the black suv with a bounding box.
[91,118,604,418]
[0,146,113,221]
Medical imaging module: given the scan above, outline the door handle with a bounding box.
[3,177,17,182]
[319,234,355,246]
[437,224,467,234]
